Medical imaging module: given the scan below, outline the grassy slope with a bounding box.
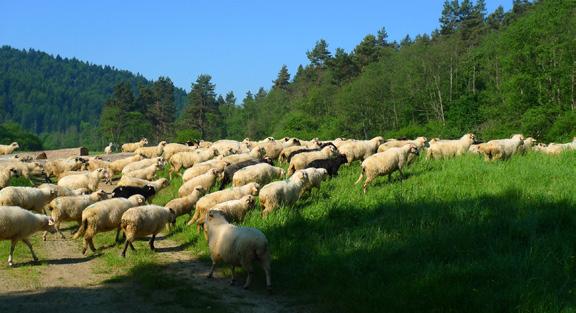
[154,152,576,313]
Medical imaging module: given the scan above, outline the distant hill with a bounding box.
[0,46,187,148]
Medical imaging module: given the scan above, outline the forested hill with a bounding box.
[0,46,186,148]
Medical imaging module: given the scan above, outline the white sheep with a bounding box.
[426,133,476,160]
[121,138,148,152]
[0,167,21,190]
[169,147,219,177]
[355,144,419,193]
[108,154,145,174]
[135,141,167,158]
[188,183,261,231]
[0,142,20,155]
[73,194,146,254]
[0,206,56,266]
[287,145,339,176]
[377,137,427,153]
[258,171,308,216]
[57,168,110,192]
[178,168,221,197]
[164,186,206,218]
[205,209,271,290]
[1,161,45,182]
[338,136,385,163]
[38,183,88,197]
[211,140,243,156]
[117,177,169,191]
[87,157,111,172]
[211,195,255,223]
[0,186,57,213]
[120,205,176,257]
[45,157,86,178]
[258,139,285,160]
[121,157,165,174]
[163,142,197,160]
[232,163,285,187]
[104,142,113,154]
[43,190,109,240]
[222,147,266,165]
[293,168,329,195]
[478,134,525,161]
[182,158,229,182]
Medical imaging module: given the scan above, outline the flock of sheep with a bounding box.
[0,133,575,291]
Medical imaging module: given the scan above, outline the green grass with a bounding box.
[154,152,576,313]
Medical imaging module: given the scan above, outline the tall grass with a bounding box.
[156,152,576,313]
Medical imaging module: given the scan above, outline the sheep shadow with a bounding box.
[42,254,98,265]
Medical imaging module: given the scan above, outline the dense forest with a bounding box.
[2,0,575,151]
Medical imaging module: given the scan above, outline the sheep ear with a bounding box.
[168,208,175,215]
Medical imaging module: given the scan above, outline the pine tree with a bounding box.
[328,48,359,85]
[273,65,291,90]
[353,35,380,68]
[180,75,217,139]
[440,0,460,35]
[306,39,331,67]
[149,77,176,141]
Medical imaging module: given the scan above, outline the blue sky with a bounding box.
[0,0,511,100]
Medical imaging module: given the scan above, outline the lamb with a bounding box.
[182,158,229,182]
[73,194,146,254]
[123,163,162,180]
[169,147,219,177]
[117,177,169,191]
[287,145,339,176]
[232,163,285,188]
[377,137,427,153]
[104,142,113,154]
[478,134,525,161]
[426,133,476,160]
[294,168,329,195]
[135,141,168,158]
[188,183,261,231]
[338,136,385,163]
[355,144,420,193]
[258,171,308,216]
[0,167,21,190]
[43,190,109,240]
[121,157,165,174]
[112,185,157,201]
[218,158,272,190]
[121,138,148,152]
[211,195,255,223]
[0,186,57,213]
[0,142,20,155]
[178,168,221,197]
[163,142,197,160]
[108,154,145,174]
[120,205,176,257]
[164,186,206,218]
[304,153,348,177]
[205,209,272,290]
[0,206,56,266]
[45,157,86,178]
[57,168,110,192]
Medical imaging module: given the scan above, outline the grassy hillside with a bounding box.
[153,152,576,313]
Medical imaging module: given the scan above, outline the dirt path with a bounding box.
[0,232,295,313]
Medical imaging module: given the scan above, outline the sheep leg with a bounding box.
[242,259,255,289]
[129,242,136,251]
[149,234,156,251]
[56,221,65,239]
[22,239,38,262]
[229,266,236,285]
[8,240,17,267]
[114,227,122,244]
[121,241,131,257]
[207,261,216,278]
[398,168,405,180]
[362,176,373,194]
[261,258,272,291]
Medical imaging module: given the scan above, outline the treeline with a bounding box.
[0,46,187,149]
[113,0,572,145]
[0,122,43,151]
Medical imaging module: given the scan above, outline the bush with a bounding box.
[545,111,576,142]
[0,122,43,151]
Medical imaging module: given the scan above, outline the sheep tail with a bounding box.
[354,167,365,185]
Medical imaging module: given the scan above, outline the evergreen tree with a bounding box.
[273,65,291,90]
[180,75,217,139]
[150,77,176,141]
[439,0,460,35]
[353,35,380,68]
[306,39,331,67]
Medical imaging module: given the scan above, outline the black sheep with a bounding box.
[112,185,156,201]
[305,153,348,177]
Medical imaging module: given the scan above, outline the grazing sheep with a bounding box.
[426,133,476,160]
[86,157,111,172]
[218,158,272,190]
[258,138,285,160]
[198,140,213,148]
[355,144,419,193]
[285,142,336,163]
[163,142,197,160]
[45,157,86,178]
[73,194,146,254]
[0,206,56,266]
[121,157,165,174]
[0,167,21,190]
[135,141,168,158]
[108,154,145,174]
[1,161,47,184]
[211,195,255,223]
[38,183,88,197]
[188,183,261,231]
[377,137,427,153]
[0,187,57,213]
[112,185,157,201]
[338,136,385,164]
[57,168,110,192]
[258,171,308,216]
[165,186,206,218]
[211,140,244,156]
[305,153,348,177]
[169,148,219,177]
[117,177,169,191]
[294,168,329,195]
[520,137,537,154]
[120,205,176,257]
[121,138,148,152]
[287,145,339,176]
[222,147,266,165]
[533,143,564,155]
[478,134,525,161]
[205,209,271,290]
[182,158,229,182]
[43,190,109,240]
[468,144,482,155]
[104,143,113,154]
[123,163,162,180]
[279,146,308,163]
[178,168,221,197]
[0,142,20,155]
[232,163,285,188]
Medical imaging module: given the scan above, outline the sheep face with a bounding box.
[158,141,168,147]
[206,209,228,225]
[157,178,169,189]
[168,208,177,225]
[141,138,149,145]
[408,144,420,156]
[95,189,110,200]
[45,218,57,234]
[194,186,207,195]
[9,167,21,177]
[511,134,525,141]
[11,142,19,149]
[249,183,261,195]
